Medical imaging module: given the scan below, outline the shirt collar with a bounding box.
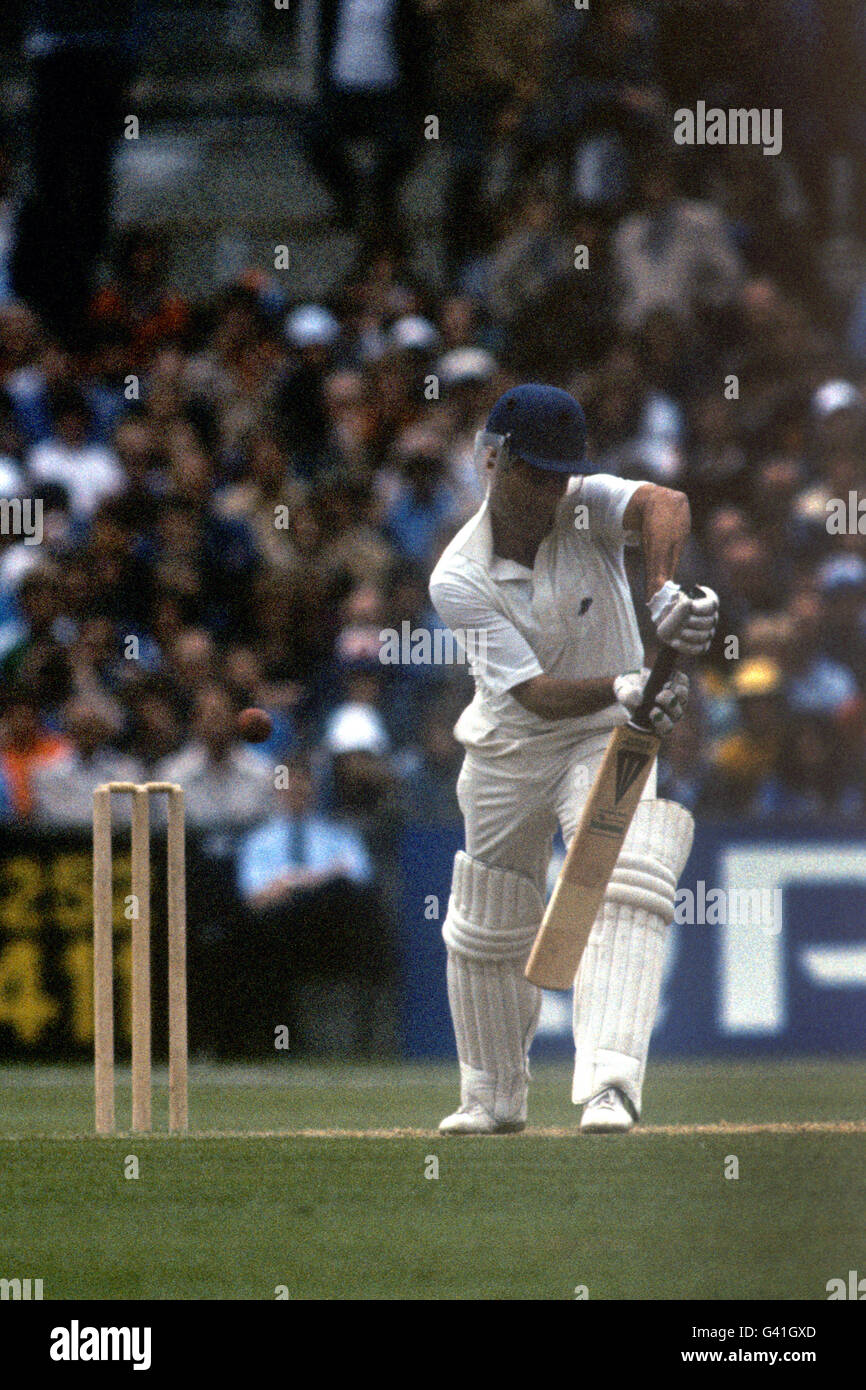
[460,495,534,581]
[462,488,582,581]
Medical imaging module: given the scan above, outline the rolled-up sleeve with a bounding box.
[576,474,644,547]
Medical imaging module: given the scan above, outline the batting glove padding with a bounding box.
[614,668,690,736]
[647,581,719,655]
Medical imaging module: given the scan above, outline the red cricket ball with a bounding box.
[237,707,273,744]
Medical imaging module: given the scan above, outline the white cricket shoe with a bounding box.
[580,1087,635,1133]
[438,1105,526,1135]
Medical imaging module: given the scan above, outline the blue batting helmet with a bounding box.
[485,384,593,474]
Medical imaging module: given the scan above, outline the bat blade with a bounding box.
[524,722,661,990]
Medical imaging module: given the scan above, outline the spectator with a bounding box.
[612,145,743,330]
[237,752,372,906]
[216,424,302,568]
[326,700,403,861]
[0,688,69,819]
[486,186,564,328]
[88,225,189,369]
[706,659,786,815]
[32,695,142,827]
[26,385,123,520]
[546,0,664,204]
[300,0,433,235]
[321,368,377,468]
[12,0,145,344]
[156,682,273,832]
[401,697,463,822]
[381,428,460,565]
[683,393,749,523]
[251,564,336,700]
[316,469,395,588]
[165,628,218,704]
[753,716,862,820]
[433,0,554,272]
[506,202,616,379]
[271,304,341,477]
[183,283,278,461]
[0,564,72,710]
[237,750,388,1054]
[324,678,391,762]
[783,588,859,718]
[123,676,184,771]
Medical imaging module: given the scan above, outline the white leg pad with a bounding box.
[572,800,694,1116]
[447,952,541,1122]
[442,852,544,1121]
[442,850,545,960]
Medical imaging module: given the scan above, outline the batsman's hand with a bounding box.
[648,581,718,655]
[614,667,690,736]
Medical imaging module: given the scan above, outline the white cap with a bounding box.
[811,379,863,417]
[0,457,24,497]
[284,304,340,348]
[324,703,390,756]
[0,546,43,593]
[387,316,439,353]
[436,348,497,387]
[816,554,866,592]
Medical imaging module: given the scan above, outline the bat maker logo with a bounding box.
[615,748,650,803]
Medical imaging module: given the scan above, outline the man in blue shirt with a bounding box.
[237,752,389,1055]
[238,753,372,906]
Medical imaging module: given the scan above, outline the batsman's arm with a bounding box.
[623,483,691,597]
[511,489,691,720]
[510,674,616,720]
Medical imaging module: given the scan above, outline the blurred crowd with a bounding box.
[2,0,866,862]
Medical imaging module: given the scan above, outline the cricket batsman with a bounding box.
[429,384,718,1133]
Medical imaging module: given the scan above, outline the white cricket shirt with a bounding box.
[429,474,645,751]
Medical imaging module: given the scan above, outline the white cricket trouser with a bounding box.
[456,728,656,888]
[444,725,664,1121]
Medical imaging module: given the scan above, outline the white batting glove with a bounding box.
[648,582,719,655]
[614,667,690,736]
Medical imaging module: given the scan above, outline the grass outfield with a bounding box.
[0,1059,864,1300]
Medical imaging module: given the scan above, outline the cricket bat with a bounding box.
[524,644,679,991]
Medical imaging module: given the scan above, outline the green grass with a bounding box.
[0,1060,864,1299]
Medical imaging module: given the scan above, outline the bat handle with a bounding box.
[630,645,677,730]
[629,586,704,732]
